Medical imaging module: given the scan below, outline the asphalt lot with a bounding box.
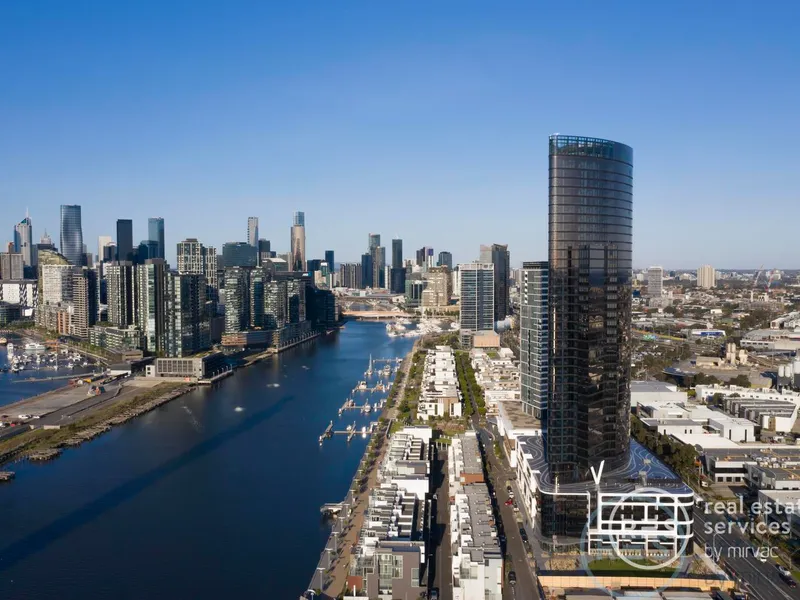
[0,379,144,443]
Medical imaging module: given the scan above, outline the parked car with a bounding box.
[429,588,439,600]
[504,499,513,506]
[508,571,517,585]
[519,528,528,542]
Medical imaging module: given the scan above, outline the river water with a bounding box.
[0,321,412,599]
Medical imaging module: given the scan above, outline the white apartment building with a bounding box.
[40,264,73,305]
[449,433,502,600]
[697,264,716,289]
[647,265,663,298]
[470,348,519,414]
[417,346,463,421]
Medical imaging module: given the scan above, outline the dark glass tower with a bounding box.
[148,217,165,260]
[116,219,134,262]
[59,205,84,266]
[391,239,402,269]
[547,135,633,482]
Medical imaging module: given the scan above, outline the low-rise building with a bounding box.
[346,427,431,600]
[417,346,463,421]
[145,352,229,381]
[470,348,519,415]
[449,433,503,600]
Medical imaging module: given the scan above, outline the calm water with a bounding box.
[0,322,412,599]
[0,347,97,408]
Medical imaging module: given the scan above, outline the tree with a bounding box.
[728,374,751,388]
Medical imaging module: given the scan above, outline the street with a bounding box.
[695,510,800,600]
[428,445,452,600]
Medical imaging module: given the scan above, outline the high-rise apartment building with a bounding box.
[224,267,251,333]
[40,263,73,305]
[116,219,134,262]
[177,238,205,274]
[148,218,165,260]
[458,263,494,347]
[547,134,633,480]
[291,212,306,271]
[71,267,98,339]
[647,266,664,298]
[520,261,548,418]
[247,217,259,247]
[340,263,362,289]
[437,251,453,270]
[0,253,24,280]
[106,261,136,327]
[697,265,716,289]
[422,266,451,308]
[165,272,209,357]
[135,259,167,352]
[286,277,306,323]
[59,205,84,266]
[479,243,510,323]
[13,214,35,274]
[265,279,288,329]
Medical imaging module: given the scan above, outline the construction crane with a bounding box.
[753,264,765,288]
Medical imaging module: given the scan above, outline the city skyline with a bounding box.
[3,3,798,268]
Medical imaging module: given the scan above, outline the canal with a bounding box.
[0,321,413,599]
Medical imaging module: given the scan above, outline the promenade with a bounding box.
[305,340,418,599]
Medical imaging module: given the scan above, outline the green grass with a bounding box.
[587,558,678,577]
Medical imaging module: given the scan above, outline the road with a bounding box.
[695,510,800,600]
[477,426,539,600]
[428,445,452,600]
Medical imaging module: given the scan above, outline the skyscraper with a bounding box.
[479,243,510,323]
[547,134,633,481]
[361,253,373,288]
[224,267,251,333]
[458,263,494,347]
[222,242,257,268]
[148,217,165,260]
[106,261,136,327]
[291,212,306,271]
[259,239,272,265]
[59,205,84,266]
[368,233,380,251]
[247,217,259,247]
[520,261,548,418]
[325,250,335,271]
[437,251,453,270]
[697,265,716,289]
[647,266,664,298]
[116,219,133,262]
[165,272,209,357]
[13,213,35,274]
[71,267,98,339]
[135,259,167,352]
[371,245,385,289]
[391,239,403,269]
[340,263,362,289]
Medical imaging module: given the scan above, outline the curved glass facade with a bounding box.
[59,204,84,266]
[547,135,633,481]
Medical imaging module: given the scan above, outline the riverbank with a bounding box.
[0,381,191,471]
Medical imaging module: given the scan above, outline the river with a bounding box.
[0,321,413,599]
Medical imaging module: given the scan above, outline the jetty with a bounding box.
[29,449,62,461]
[318,420,334,444]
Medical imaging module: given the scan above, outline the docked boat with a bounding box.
[0,337,7,345]
[357,381,367,390]
[24,342,46,352]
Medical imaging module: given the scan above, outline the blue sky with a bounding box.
[1,1,798,269]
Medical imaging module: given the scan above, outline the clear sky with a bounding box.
[2,1,798,269]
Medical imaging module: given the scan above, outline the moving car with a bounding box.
[508,571,517,585]
[504,499,514,506]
